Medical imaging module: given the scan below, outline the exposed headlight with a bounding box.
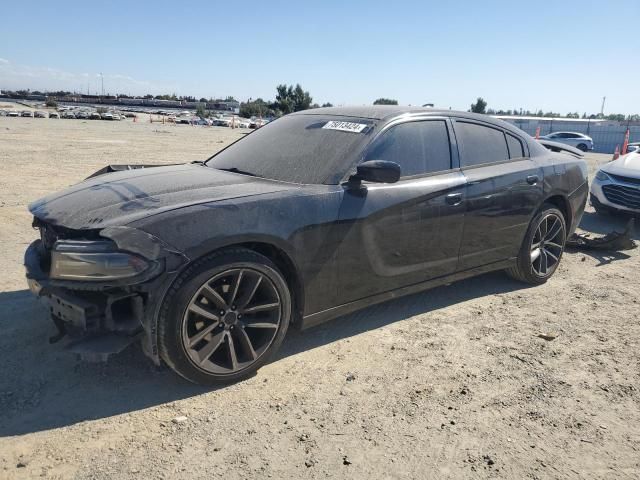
[595,170,611,182]
[50,240,150,281]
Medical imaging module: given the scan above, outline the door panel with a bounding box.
[452,119,543,270]
[335,171,466,305]
[459,160,543,270]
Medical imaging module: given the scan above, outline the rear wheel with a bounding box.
[577,143,588,152]
[158,248,291,385]
[506,205,567,285]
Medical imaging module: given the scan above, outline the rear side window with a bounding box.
[455,121,509,167]
[364,120,451,177]
[506,133,525,158]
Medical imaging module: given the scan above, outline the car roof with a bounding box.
[551,131,587,136]
[290,105,528,136]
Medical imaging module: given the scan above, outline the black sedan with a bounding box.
[25,106,588,384]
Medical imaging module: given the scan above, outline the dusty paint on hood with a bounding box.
[601,152,640,179]
[29,164,294,230]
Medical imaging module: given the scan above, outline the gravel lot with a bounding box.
[0,111,638,479]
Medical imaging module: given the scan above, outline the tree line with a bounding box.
[5,88,638,121]
[470,97,640,122]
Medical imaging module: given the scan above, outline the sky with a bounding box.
[1,0,639,115]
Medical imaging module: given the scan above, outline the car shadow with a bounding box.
[569,210,638,265]
[0,271,526,437]
[578,210,639,240]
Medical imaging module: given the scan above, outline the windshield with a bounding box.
[206,115,375,184]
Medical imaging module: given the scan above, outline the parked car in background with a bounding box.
[49,112,60,119]
[25,106,588,385]
[34,111,47,118]
[0,110,7,116]
[249,118,267,129]
[62,111,76,119]
[8,111,19,117]
[212,117,231,127]
[21,110,34,117]
[540,132,594,152]
[591,149,640,215]
[626,142,640,154]
[89,112,101,120]
[100,112,114,120]
[75,111,89,119]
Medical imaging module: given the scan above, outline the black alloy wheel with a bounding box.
[158,248,291,385]
[506,204,567,285]
[529,212,565,277]
[182,267,282,374]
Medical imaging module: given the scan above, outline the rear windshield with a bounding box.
[206,115,375,184]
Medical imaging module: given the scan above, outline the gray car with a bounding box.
[541,132,594,152]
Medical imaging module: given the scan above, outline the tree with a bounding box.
[276,84,294,114]
[240,98,275,118]
[275,84,313,113]
[196,104,207,118]
[373,98,398,105]
[321,102,333,107]
[45,98,57,108]
[470,97,487,114]
[606,113,625,121]
[292,84,312,111]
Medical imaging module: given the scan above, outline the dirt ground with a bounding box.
[0,110,638,480]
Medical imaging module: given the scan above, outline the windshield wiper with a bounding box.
[217,167,261,178]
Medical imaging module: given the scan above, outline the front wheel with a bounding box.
[576,143,588,152]
[158,248,291,385]
[506,205,567,285]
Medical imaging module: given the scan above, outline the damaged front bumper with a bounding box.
[24,225,188,362]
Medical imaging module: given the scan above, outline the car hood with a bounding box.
[29,164,295,230]
[601,152,640,179]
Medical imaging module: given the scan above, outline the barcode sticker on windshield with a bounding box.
[322,121,368,133]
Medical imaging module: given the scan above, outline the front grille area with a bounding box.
[602,184,640,210]
[608,173,640,186]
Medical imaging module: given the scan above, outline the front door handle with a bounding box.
[445,193,463,206]
[526,175,539,185]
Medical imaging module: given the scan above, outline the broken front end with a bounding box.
[24,218,187,362]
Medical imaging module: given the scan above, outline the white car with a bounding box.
[626,142,640,154]
[590,150,640,214]
[541,132,594,152]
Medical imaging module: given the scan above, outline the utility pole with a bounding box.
[100,73,104,97]
[600,96,606,116]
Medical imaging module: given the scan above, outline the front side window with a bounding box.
[363,120,451,177]
[455,121,509,167]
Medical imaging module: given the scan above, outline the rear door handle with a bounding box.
[526,175,539,185]
[445,192,463,206]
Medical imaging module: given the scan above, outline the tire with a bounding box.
[576,143,588,152]
[506,204,567,285]
[158,248,292,385]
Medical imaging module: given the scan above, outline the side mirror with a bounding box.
[350,160,401,184]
